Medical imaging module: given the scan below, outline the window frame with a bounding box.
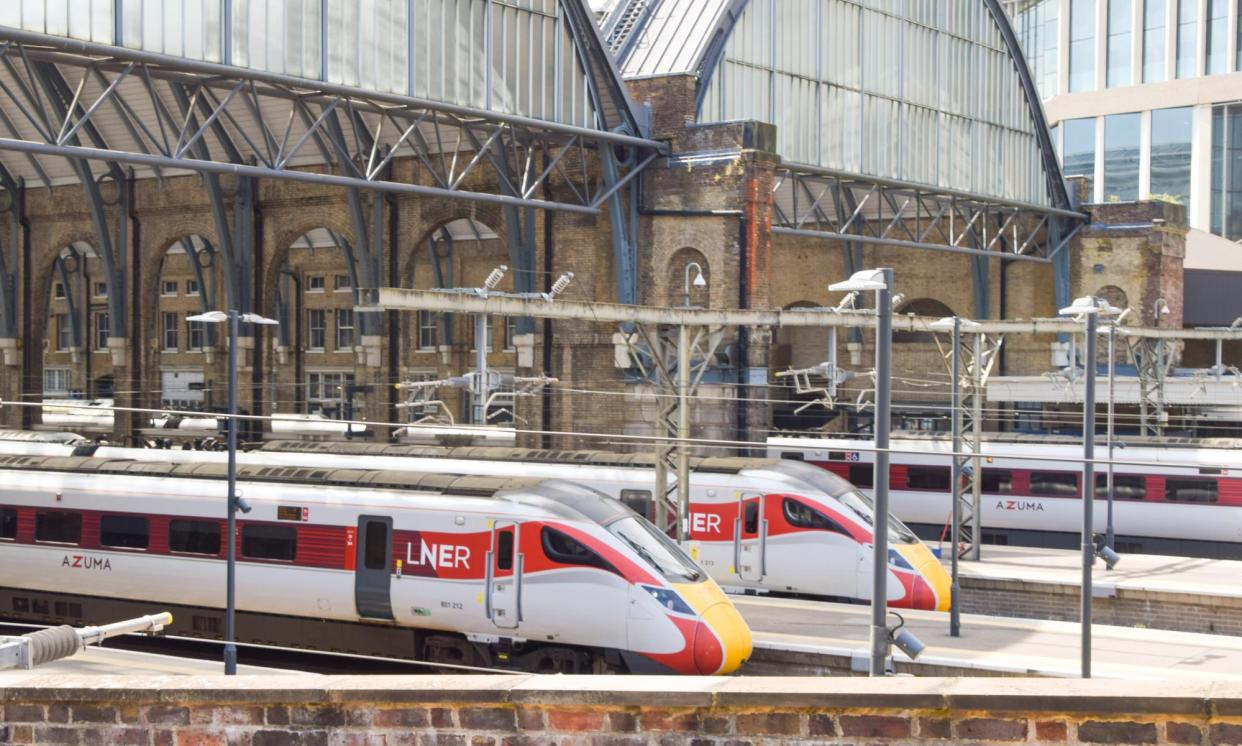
[334,274,352,292]
[0,507,16,540]
[307,309,326,351]
[417,310,438,351]
[1165,477,1219,503]
[34,510,82,545]
[335,308,355,350]
[161,280,179,297]
[168,519,221,556]
[540,526,619,575]
[905,465,952,492]
[99,514,150,551]
[241,523,298,562]
[306,275,326,293]
[94,311,110,352]
[1029,471,1082,498]
[162,311,179,352]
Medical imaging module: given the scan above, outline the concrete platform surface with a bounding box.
[945,544,1242,598]
[737,595,1242,679]
[0,645,296,681]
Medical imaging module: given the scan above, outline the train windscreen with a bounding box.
[767,462,919,544]
[607,516,704,583]
[837,490,919,545]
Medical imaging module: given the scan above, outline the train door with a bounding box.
[355,516,394,620]
[486,522,521,630]
[733,494,766,582]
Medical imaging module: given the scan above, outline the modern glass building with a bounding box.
[1007,0,1242,324]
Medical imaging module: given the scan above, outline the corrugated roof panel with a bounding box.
[616,0,735,78]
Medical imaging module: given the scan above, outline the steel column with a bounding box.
[1081,311,1098,679]
[869,268,893,677]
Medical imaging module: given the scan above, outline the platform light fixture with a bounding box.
[887,612,924,662]
[187,310,279,676]
[683,262,706,307]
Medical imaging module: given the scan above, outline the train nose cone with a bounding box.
[896,544,952,611]
[694,602,753,675]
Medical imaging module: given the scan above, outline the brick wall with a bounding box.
[2,676,1240,745]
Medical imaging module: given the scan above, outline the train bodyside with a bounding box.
[767,434,1242,557]
[0,437,949,611]
[0,457,750,675]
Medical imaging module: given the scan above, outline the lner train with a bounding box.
[767,433,1242,559]
[0,434,951,611]
[0,452,751,674]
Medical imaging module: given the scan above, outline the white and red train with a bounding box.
[0,450,751,674]
[767,433,1242,558]
[0,433,952,611]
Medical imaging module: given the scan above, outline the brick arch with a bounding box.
[665,247,711,308]
[400,201,506,286]
[261,219,357,319]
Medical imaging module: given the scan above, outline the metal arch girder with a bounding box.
[771,164,1084,264]
[53,247,83,350]
[0,36,664,216]
[180,237,218,347]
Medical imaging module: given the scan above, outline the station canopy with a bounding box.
[601,0,1082,263]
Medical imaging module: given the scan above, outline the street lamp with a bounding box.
[187,310,278,676]
[683,262,707,307]
[1103,307,1132,554]
[1057,295,1120,679]
[829,268,893,676]
[928,315,981,638]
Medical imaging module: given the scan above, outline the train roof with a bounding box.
[0,453,543,498]
[0,429,87,444]
[255,440,772,474]
[768,430,1242,451]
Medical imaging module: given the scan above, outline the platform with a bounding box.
[943,544,1242,636]
[738,595,1242,679]
[0,645,294,680]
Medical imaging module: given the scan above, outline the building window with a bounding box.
[1070,0,1097,92]
[1211,103,1242,238]
[336,309,355,350]
[161,280,178,296]
[44,368,70,395]
[1205,0,1229,74]
[1176,0,1198,78]
[56,314,71,351]
[162,311,179,352]
[94,311,109,352]
[188,317,205,351]
[1014,0,1060,98]
[93,281,108,298]
[307,371,354,417]
[334,274,351,292]
[1150,107,1193,208]
[504,316,518,351]
[1107,0,1133,87]
[307,309,326,350]
[186,279,199,296]
[53,282,65,298]
[1144,0,1168,82]
[306,275,325,292]
[417,310,438,350]
[1062,117,1097,180]
[1103,112,1141,201]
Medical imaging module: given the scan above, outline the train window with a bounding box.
[1029,472,1080,497]
[906,466,951,491]
[743,501,759,534]
[242,524,297,562]
[607,516,702,582]
[1094,474,1147,500]
[1165,478,1218,503]
[0,508,15,540]
[981,470,1013,494]
[782,498,849,535]
[541,527,618,575]
[496,530,514,571]
[34,511,81,544]
[363,522,387,571]
[780,451,805,461]
[619,489,653,520]
[849,463,874,488]
[99,515,149,550]
[169,520,221,555]
[828,451,848,461]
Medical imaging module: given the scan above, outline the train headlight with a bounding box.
[642,585,693,615]
[887,549,913,570]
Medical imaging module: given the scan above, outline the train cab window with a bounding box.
[363,522,387,571]
[1165,478,1218,503]
[1029,472,1080,497]
[496,530,514,571]
[848,463,874,488]
[782,498,849,535]
[906,466,951,491]
[35,511,81,544]
[619,489,653,521]
[242,524,297,562]
[981,470,1013,494]
[541,527,617,575]
[99,515,149,550]
[169,520,221,555]
[743,501,760,534]
[1095,474,1147,500]
[0,508,15,540]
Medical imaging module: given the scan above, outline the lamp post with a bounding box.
[683,262,706,308]
[1057,296,1121,679]
[830,268,892,676]
[1104,307,1131,552]
[187,310,278,676]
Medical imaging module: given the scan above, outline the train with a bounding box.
[0,432,952,611]
[0,450,751,674]
[766,432,1242,559]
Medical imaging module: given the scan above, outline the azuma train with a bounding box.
[0,433,952,611]
[0,449,752,674]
